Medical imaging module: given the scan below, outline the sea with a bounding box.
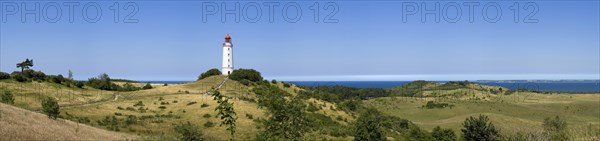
[287,81,600,93]
[137,80,600,93]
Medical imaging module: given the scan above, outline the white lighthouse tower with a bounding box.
[222,34,234,75]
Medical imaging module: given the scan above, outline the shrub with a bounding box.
[142,83,153,89]
[49,75,66,84]
[204,121,215,128]
[229,68,263,82]
[75,81,85,88]
[200,103,209,108]
[198,68,221,80]
[424,101,452,109]
[0,72,10,79]
[1,90,15,104]
[543,116,569,141]
[432,126,457,141]
[125,115,137,125]
[203,113,211,118]
[239,79,251,86]
[134,101,145,107]
[245,113,254,119]
[271,79,277,84]
[12,73,27,82]
[158,106,167,109]
[164,83,168,86]
[283,82,291,88]
[174,121,203,141]
[42,97,60,119]
[87,73,116,90]
[353,109,386,141]
[461,115,500,141]
[187,101,197,106]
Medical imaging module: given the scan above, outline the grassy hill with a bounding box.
[1,77,599,140]
[0,103,137,140]
[367,81,600,140]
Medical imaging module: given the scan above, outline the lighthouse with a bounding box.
[222,34,234,75]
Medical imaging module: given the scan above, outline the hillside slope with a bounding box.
[0,103,138,140]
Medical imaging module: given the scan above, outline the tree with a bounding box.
[212,90,237,140]
[87,73,115,90]
[432,126,456,141]
[1,90,15,104]
[0,72,10,79]
[543,116,569,141]
[16,59,33,72]
[461,115,500,141]
[142,83,153,89]
[254,84,309,140]
[174,121,203,141]
[229,68,263,82]
[198,68,221,80]
[42,97,60,119]
[353,109,386,141]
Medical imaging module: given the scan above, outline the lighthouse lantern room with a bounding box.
[222,34,234,75]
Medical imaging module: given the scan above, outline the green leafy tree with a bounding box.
[212,90,237,140]
[16,59,33,72]
[543,116,569,141]
[198,68,221,80]
[353,109,386,141]
[174,121,204,141]
[461,115,500,141]
[42,97,60,119]
[254,84,309,140]
[432,126,456,141]
[229,68,263,82]
[1,90,15,104]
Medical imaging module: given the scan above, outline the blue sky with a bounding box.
[1,1,599,81]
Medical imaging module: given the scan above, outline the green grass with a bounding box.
[364,92,600,140]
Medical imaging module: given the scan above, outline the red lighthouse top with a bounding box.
[225,34,231,42]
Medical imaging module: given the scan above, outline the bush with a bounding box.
[245,113,254,119]
[200,103,209,108]
[461,115,500,141]
[158,106,167,109]
[204,121,215,128]
[49,75,66,84]
[134,101,145,107]
[0,72,10,79]
[1,90,15,104]
[543,116,569,141]
[187,101,197,106]
[239,79,251,86]
[432,126,456,141]
[424,101,452,109]
[203,113,211,118]
[198,68,221,80]
[12,73,27,82]
[174,121,203,141]
[42,97,60,119]
[75,81,84,88]
[87,73,116,90]
[271,79,277,84]
[353,109,386,141]
[229,68,263,82]
[283,82,291,88]
[142,83,153,89]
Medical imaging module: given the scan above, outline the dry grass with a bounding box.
[0,103,138,141]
